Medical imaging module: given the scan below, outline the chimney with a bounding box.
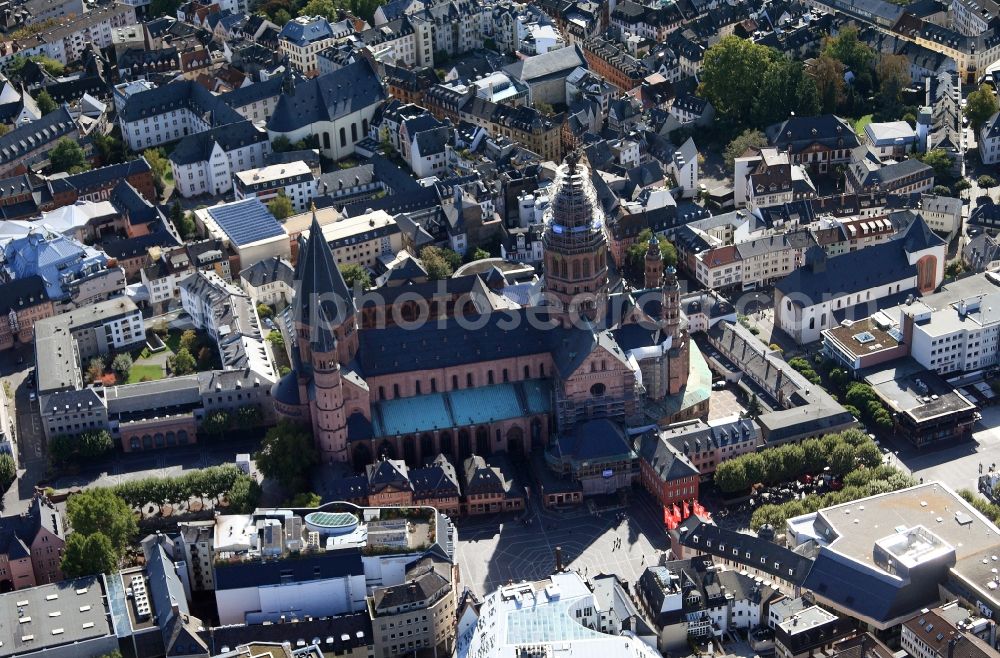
[555,546,563,572]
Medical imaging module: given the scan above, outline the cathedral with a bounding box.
[273,154,705,470]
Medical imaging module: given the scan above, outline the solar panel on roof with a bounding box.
[206,199,284,246]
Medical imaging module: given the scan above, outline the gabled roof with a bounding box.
[168,121,267,166]
[503,44,587,83]
[267,59,385,133]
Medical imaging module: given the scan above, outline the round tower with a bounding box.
[542,152,609,325]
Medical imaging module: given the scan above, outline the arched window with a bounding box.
[502,368,509,382]
[363,118,369,134]
[590,383,606,396]
[416,380,422,395]
[339,127,347,147]
[379,385,385,400]
[572,260,581,279]
[488,370,495,385]
[323,132,331,149]
[393,383,400,398]
[431,378,437,392]
[351,123,358,142]
[524,365,530,378]
[452,374,459,389]
[583,259,590,277]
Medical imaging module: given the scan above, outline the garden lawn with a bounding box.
[127,364,164,383]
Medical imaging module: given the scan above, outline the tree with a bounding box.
[143,148,170,195]
[745,393,762,419]
[931,185,952,196]
[828,443,856,476]
[170,201,196,239]
[714,460,748,494]
[0,453,14,490]
[300,0,338,20]
[8,54,64,77]
[255,421,319,491]
[86,356,105,384]
[978,175,997,190]
[875,54,910,119]
[111,353,132,381]
[49,138,88,174]
[810,55,846,114]
[66,488,137,553]
[724,129,768,170]
[340,263,372,290]
[180,329,199,351]
[855,441,882,468]
[171,347,196,375]
[61,532,118,578]
[35,89,57,115]
[256,303,274,319]
[287,491,323,507]
[954,178,972,194]
[822,26,875,92]
[946,259,965,278]
[271,135,292,152]
[420,246,455,280]
[226,474,261,513]
[202,410,230,437]
[197,346,214,368]
[79,430,113,458]
[268,193,294,220]
[267,330,285,349]
[918,149,953,179]
[965,84,999,131]
[751,57,819,127]
[468,247,492,262]
[92,132,126,166]
[236,405,262,429]
[699,36,779,128]
[148,0,181,17]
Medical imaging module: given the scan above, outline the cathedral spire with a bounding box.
[293,204,356,354]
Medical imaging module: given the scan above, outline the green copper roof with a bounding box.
[371,379,553,438]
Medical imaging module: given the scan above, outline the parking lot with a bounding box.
[454,488,669,597]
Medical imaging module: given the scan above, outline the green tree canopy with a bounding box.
[918,149,953,179]
[822,26,875,91]
[61,532,118,578]
[965,84,999,131]
[287,491,323,507]
[625,229,678,284]
[202,411,231,437]
[978,175,997,189]
[112,353,133,380]
[254,421,319,491]
[268,193,294,220]
[724,129,768,170]
[49,138,88,174]
[340,263,372,290]
[876,54,910,119]
[171,347,196,375]
[0,453,14,490]
[66,489,137,553]
[810,55,846,114]
[751,57,820,127]
[35,89,57,115]
[420,246,460,280]
[699,36,780,129]
[226,474,261,513]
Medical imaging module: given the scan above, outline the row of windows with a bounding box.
[375,363,547,400]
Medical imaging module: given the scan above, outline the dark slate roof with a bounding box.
[414,125,450,155]
[239,255,294,288]
[168,121,267,166]
[102,230,179,259]
[214,549,364,589]
[775,237,914,301]
[0,106,75,165]
[199,613,373,655]
[366,458,410,492]
[636,429,700,482]
[372,556,450,611]
[279,15,336,46]
[61,158,154,195]
[802,547,934,624]
[0,497,61,558]
[410,456,460,498]
[676,517,814,586]
[110,179,158,224]
[223,73,287,108]
[503,44,587,83]
[294,211,356,352]
[120,79,243,124]
[765,114,860,153]
[553,418,637,463]
[0,275,50,314]
[267,59,386,133]
[356,310,628,379]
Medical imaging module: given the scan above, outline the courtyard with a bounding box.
[454,487,668,597]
